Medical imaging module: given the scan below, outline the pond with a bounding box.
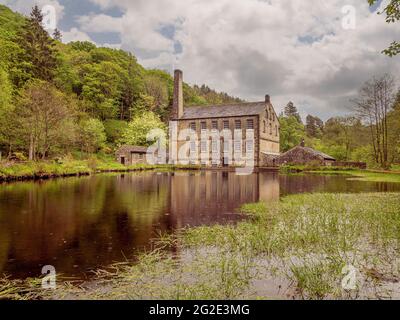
[0,171,399,280]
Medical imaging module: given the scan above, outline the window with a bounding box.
[200,141,207,153]
[235,120,242,130]
[223,120,229,130]
[139,153,144,160]
[223,140,230,152]
[211,140,218,153]
[270,123,273,135]
[275,125,278,137]
[263,120,266,133]
[246,140,254,153]
[269,108,272,121]
[201,121,207,131]
[190,141,196,153]
[190,122,196,131]
[266,109,269,119]
[246,119,254,130]
[234,140,242,152]
[212,120,218,130]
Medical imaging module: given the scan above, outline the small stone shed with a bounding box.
[115,145,148,166]
[277,145,336,166]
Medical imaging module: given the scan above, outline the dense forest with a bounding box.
[0,5,242,161]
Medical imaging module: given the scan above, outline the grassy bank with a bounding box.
[0,158,201,182]
[280,165,400,183]
[2,192,400,300]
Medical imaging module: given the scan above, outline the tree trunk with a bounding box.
[29,133,34,161]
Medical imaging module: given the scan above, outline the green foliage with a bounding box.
[104,119,128,144]
[0,4,245,159]
[284,101,302,123]
[279,115,305,152]
[121,111,166,147]
[305,115,324,138]
[192,84,244,105]
[80,61,124,119]
[369,0,400,56]
[14,5,58,85]
[143,71,170,119]
[14,80,76,160]
[0,65,12,114]
[70,41,97,52]
[350,145,376,166]
[77,118,107,153]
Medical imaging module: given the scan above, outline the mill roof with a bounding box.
[180,102,268,120]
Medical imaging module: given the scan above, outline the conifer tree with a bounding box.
[16,5,58,85]
[53,28,62,41]
[284,101,302,123]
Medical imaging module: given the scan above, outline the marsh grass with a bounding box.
[3,193,400,300]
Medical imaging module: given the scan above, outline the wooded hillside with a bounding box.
[0,5,243,160]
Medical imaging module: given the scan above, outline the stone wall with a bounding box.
[277,149,325,166]
[116,151,147,166]
[333,161,367,169]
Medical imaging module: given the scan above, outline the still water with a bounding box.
[0,171,399,279]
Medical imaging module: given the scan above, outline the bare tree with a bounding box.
[353,74,397,168]
[15,81,75,160]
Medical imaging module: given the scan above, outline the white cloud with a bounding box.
[62,27,94,43]
[1,0,64,22]
[4,0,400,119]
[79,0,400,119]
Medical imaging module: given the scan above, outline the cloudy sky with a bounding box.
[1,0,399,120]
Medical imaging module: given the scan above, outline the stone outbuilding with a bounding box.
[277,142,336,166]
[116,146,148,166]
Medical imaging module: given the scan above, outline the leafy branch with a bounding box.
[368,0,400,56]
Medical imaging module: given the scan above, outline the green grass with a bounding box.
[390,164,400,171]
[0,157,201,182]
[4,192,400,300]
[280,165,400,183]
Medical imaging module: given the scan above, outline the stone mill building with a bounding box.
[170,70,280,167]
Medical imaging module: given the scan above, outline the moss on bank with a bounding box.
[3,193,400,300]
[0,159,201,182]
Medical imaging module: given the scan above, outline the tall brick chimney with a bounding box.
[172,69,184,119]
[265,94,271,104]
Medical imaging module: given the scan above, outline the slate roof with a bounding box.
[116,145,148,154]
[281,146,336,161]
[302,147,336,160]
[180,102,267,120]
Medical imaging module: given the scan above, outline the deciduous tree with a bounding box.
[121,111,166,147]
[353,74,397,168]
[15,81,75,160]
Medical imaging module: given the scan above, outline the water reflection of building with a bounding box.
[0,171,281,279]
[168,171,280,228]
